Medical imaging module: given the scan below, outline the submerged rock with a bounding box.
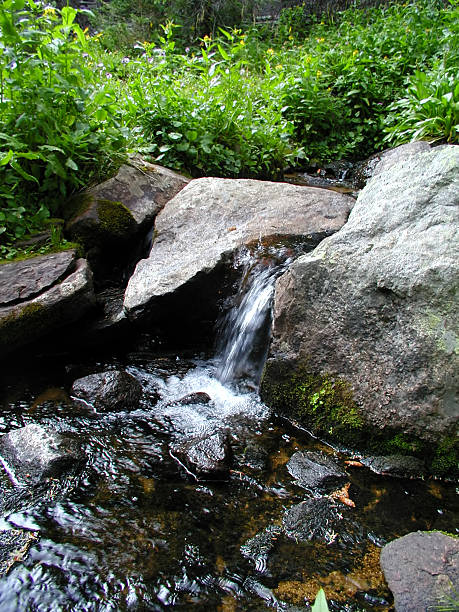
[171,392,212,406]
[124,177,353,321]
[172,431,231,479]
[0,529,38,577]
[380,531,459,611]
[0,424,85,486]
[261,145,459,469]
[287,451,347,492]
[71,370,142,412]
[283,498,343,544]
[0,257,95,359]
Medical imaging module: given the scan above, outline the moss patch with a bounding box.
[96,199,136,238]
[260,360,364,447]
[0,302,47,351]
[260,359,458,479]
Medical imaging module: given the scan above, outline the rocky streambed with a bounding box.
[0,142,458,610]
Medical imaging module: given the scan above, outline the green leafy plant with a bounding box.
[311,588,330,612]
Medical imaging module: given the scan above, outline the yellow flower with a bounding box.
[43,7,55,15]
[267,48,274,55]
[353,49,358,56]
[316,37,325,44]
[240,39,245,46]
[275,64,283,70]
[305,55,312,64]
[316,70,322,77]
[288,35,294,41]
[203,34,211,43]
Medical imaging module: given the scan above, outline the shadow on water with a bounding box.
[0,246,457,611]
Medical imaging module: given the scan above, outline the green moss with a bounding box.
[96,199,136,238]
[385,433,423,455]
[260,361,364,446]
[260,360,458,479]
[430,436,459,479]
[0,302,46,349]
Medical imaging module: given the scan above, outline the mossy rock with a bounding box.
[260,359,458,479]
[65,196,137,251]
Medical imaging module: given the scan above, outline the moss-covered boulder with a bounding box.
[64,159,189,270]
[261,145,459,477]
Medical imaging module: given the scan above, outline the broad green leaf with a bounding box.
[65,158,78,170]
[61,6,77,27]
[0,150,13,166]
[217,44,229,61]
[311,588,329,612]
[168,132,182,140]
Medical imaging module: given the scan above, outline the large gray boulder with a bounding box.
[380,531,459,611]
[0,255,95,358]
[124,177,354,319]
[261,145,459,472]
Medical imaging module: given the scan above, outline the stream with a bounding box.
[0,245,457,611]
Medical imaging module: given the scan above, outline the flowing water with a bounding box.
[0,247,457,611]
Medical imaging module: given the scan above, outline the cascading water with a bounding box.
[215,245,295,387]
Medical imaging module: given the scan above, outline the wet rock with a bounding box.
[66,159,189,251]
[287,451,347,492]
[172,392,212,406]
[352,141,431,188]
[241,525,282,571]
[0,529,38,577]
[0,424,85,485]
[124,177,353,320]
[239,441,268,471]
[363,455,425,478]
[380,531,459,611]
[262,145,459,462]
[71,370,142,412]
[282,497,362,546]
[0,257,95,358]
[0,250,76,307]
[282,498,341,543]
[172,431,231,479]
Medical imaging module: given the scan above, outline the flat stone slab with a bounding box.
[380,531,459,611]
[124,177,353,317]
[0,258,95,358]
[0,250,75,307]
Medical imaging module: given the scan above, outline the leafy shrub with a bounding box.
[0,0,126,245]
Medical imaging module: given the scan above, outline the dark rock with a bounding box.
[172,431,231,479]
[363,455,425,478]
[65,159,189,253]
[0,250,76,307]
[172,392,212,406]
[239,441,268,471]
[380,531,459,611]
[71,370,142,412]
[124,177,354,319]
[0,424,85,485]
[261,145,459,458]
[282,497,342,543]
[240,525,282,570]
[0,258,95,358]
[0,528,38,577]
[287,451,347,491]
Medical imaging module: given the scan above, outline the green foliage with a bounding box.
[384,68,459,145]
[1,0,457,253]
[311,588,329,612]
[0,0,127,247]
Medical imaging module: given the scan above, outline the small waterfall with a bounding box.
[216,245,294,387]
